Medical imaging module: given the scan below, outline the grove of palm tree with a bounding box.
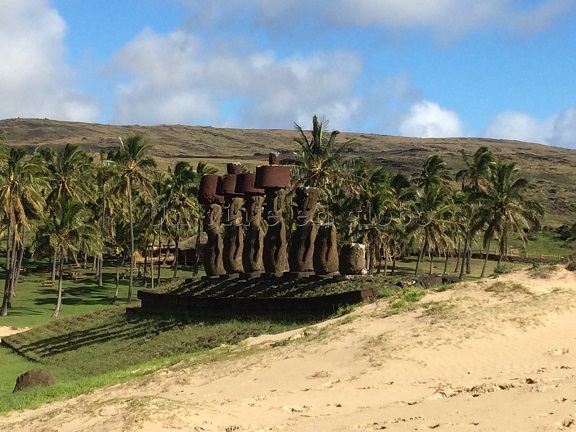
[0,117,550,317]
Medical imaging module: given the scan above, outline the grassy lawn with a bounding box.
[1,306,311,413]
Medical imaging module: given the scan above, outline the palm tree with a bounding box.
[35,199,100,317]
[454,146,496,279]
[41,144,94,278]
[110,135,157,303]
[45,144,93,204]
[456,146,495,193]
[292,115,357,189]
[0,149,47,316]
[159,161,203,280]
[414,155,450,193]
[92,151,120,286]
[474,161,544,276]
[412,183,456,275]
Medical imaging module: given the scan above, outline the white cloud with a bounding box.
[178,0,575,42]
[484,111,550,143]
[484,107,576,148]
[111,29,363,129]
[399,101,462,138]
[509,0,576,34]
[0,0,99,121]
[547,107,576,148]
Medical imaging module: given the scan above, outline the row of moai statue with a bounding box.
[197,153,366,279]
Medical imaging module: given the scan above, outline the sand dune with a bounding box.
[3,266,576,431]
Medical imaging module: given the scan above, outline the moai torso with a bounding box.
[313,223,339,275]
[288,186,319,273]
[242,194,265,274]
[219,164,245,275]
[202,203,225,277]
[263,188,288,274]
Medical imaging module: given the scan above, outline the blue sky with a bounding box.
[2,0,576,148]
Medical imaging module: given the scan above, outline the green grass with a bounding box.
[0,306,314,413]
[0,259,193,328]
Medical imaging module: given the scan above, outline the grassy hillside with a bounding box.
[1,118,574,224]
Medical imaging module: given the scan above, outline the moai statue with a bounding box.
[339,243,367,276]
[288,186,320,274]
[235,173,265,277]
[313,223,339,275]
[197,174,225,277]
[255,153,291,276]
[217,163,245,277]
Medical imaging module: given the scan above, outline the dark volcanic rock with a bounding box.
[313,224,339,275]
[13,369,56,393]
[339,243,367,275]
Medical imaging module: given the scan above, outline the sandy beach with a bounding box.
[2,265,576,431]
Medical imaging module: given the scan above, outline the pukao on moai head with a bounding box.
[197,174,225,277]
[288,186,320,274]
[255,153,291,275]
[235,172,265,276]
[217,163,245,276]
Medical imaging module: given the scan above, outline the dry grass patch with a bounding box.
[485,281,533,297]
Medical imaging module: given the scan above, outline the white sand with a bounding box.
[0,326,29,342]
[3,266,576,431]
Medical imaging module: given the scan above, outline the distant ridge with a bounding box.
[0,118,574,224]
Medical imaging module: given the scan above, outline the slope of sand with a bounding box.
[0,326,29,342]
[3,266,576,431]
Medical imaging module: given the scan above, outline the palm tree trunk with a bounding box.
[143,245,148,284]
[383,251,388,276]
[172,236,180,280]
[415,233,428,275]
[391,255,397,275]
[459,231,470,280]
[127,178,134,303]
[53,248,64,317]
[443,249,449,274]
[157,229,162,286]
[480,240,492,278]
[98,198,106,287]
[11,233,26,305]
[429,249,434,274]
[193,219,201,276]
[114,253,121,302]
[466,242,472,274]
[1,224,13,316]
[498,236,506,267]
[150,239,155,290]
[454,237,461,272]
[6,228,19,308]
[51,249,58,282]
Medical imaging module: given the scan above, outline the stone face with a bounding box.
[13,369,56,393]
[339,243,367,275]
[242,194,265,273]
[288,187,320,273]
[262,188,288,273]
[263,220,288,274]
[202,203,225,276]
[221,186,245,274]
[313,224,339,275]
